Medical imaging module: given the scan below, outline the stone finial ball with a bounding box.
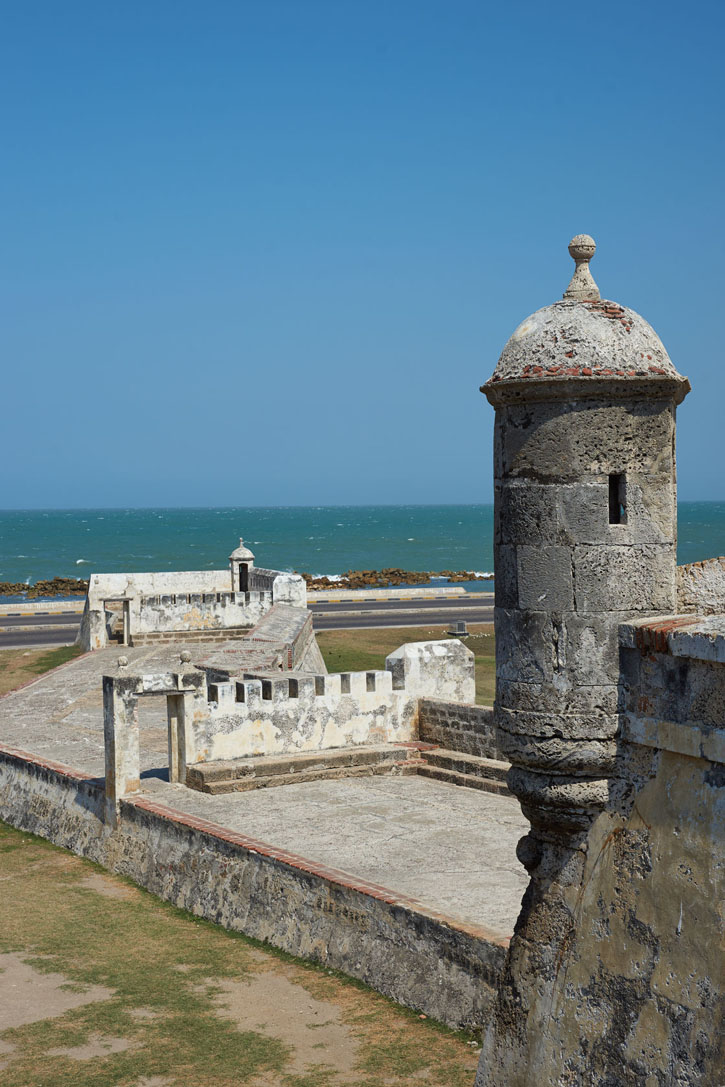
[568,234,596,261]
[117,656,128,669]
[180,649,192,664]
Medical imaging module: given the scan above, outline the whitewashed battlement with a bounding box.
[102,639,476,805]
[78,547,306,651]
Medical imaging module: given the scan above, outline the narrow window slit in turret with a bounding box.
[609,473,626,524]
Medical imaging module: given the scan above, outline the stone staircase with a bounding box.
[185,742,512,797]
[415,748,511,796]
[186,744,420,794]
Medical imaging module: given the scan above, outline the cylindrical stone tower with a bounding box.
[482,235,690,859]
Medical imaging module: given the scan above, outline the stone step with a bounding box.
[186,743,417,793]
[419,749,510,783]
[131,627,252,646]
[196,758,419,795]
[415,763,512,797]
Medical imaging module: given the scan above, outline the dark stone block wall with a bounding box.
[418,699,504,760]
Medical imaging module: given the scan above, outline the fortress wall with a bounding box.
[0,742,507,1030]
[418,700,503,759]
[478,615,725,1086]
[677,556,725,616]
[80,568,307,650]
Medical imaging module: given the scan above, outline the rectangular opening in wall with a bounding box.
[288,678,298,698]
[340,674,351,694]
[261,680,272,700]
[315,676,325,696]
[608,473,626,524]
[366,673,376,692]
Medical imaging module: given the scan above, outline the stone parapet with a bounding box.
[385,639,475,703]
[677,556,725,615]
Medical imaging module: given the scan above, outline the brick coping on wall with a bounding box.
[0,740,511,948]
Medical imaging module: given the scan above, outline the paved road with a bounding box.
[308,596,493,613]
[311,605,493,630]
[0,612,83,627]
[0,610,83,650]
[0,627,80,649]
[0,596,494,650]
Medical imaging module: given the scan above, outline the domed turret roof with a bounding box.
[483,236,689,400]
[229,538,255,562]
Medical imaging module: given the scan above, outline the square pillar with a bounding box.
[103,675,140,824]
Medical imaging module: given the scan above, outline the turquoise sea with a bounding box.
[0,503,723,590]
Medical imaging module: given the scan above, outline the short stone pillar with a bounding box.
[229,538,255,593]
[103,666,141,824]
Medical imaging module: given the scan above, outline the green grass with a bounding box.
[316,624,495,704]
[0,821,482,1086]
[0,643,84,697]
[29,643,84,673]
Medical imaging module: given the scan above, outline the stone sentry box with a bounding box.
[482,235,690,850]
[474,237,701,1086]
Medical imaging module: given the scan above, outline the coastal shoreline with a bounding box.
[0,568,495,600]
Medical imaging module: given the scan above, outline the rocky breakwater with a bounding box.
[0,577,90,598]
[301,569,492,591]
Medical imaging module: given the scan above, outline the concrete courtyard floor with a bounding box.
[0,646,529,939]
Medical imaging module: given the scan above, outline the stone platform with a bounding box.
[0,648,529,1026]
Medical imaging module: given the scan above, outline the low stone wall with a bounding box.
[0,742,507,1029]
[133,591,271,637]
[418,700,503,759]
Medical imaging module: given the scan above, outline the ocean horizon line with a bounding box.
[1,497,723,514]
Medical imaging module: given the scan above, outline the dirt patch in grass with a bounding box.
[0,644,84,697]
[47,1033,137,1060]
[0,953,114,1031]
[210,972,358,1082]
[316,624,495,705]
[77,872,140,901]
[0,820,482,1086]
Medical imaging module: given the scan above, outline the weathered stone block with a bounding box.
[498,399,675,481]
[517,545,573,611]
[494,608,563,684]
[573,545,675,613]
[493,544,518,608]
[496,678,621,715]
[495,482,561,544]
[562,614,622,686]
[677,556,725,616]
[496,728,617,775]
[557,481,609,542]
[496,705,620,741]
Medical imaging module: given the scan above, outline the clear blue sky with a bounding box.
[2,0,723,508]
